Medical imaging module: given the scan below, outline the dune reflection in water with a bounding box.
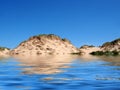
[0,55,120,90]
[98,56,120,66]
[16,55,78,75]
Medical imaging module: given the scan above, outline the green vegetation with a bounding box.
[0,47,9,51]
[62,38,71,43]
[62,38,68,41]
[36,34,61,40]
[37,34,57,37]
[71,52,81,55]
[80,45,95,49]
[90,50,120,56]
[114,38,120,42]
[102,38,120,47]
[37,34,71,42]
[102,42,111,47]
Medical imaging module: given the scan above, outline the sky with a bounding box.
[0,0,120,48]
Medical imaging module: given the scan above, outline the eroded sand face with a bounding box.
[16,55,79,74]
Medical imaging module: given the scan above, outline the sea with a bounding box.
[0,55,120,90]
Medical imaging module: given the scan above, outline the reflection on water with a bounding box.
[99,56,120,66]
[0,55,120,90]
[17,55,78,74]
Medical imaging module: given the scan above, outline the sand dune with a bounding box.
[10,34,79,56]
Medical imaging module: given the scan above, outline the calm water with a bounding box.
[0,56,120,90]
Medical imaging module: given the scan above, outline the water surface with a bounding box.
[0,55,120,90]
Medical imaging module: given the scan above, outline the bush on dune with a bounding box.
[90,50,120,56]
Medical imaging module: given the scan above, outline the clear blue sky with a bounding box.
[0,0,120,48]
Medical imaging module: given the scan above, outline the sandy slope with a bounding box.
[0,48,10,57]
[10,34,79,56]
[79,45,101,55]
[101,38,120,51]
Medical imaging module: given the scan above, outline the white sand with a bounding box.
[10,35,79,56]
[0,49,10,57]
